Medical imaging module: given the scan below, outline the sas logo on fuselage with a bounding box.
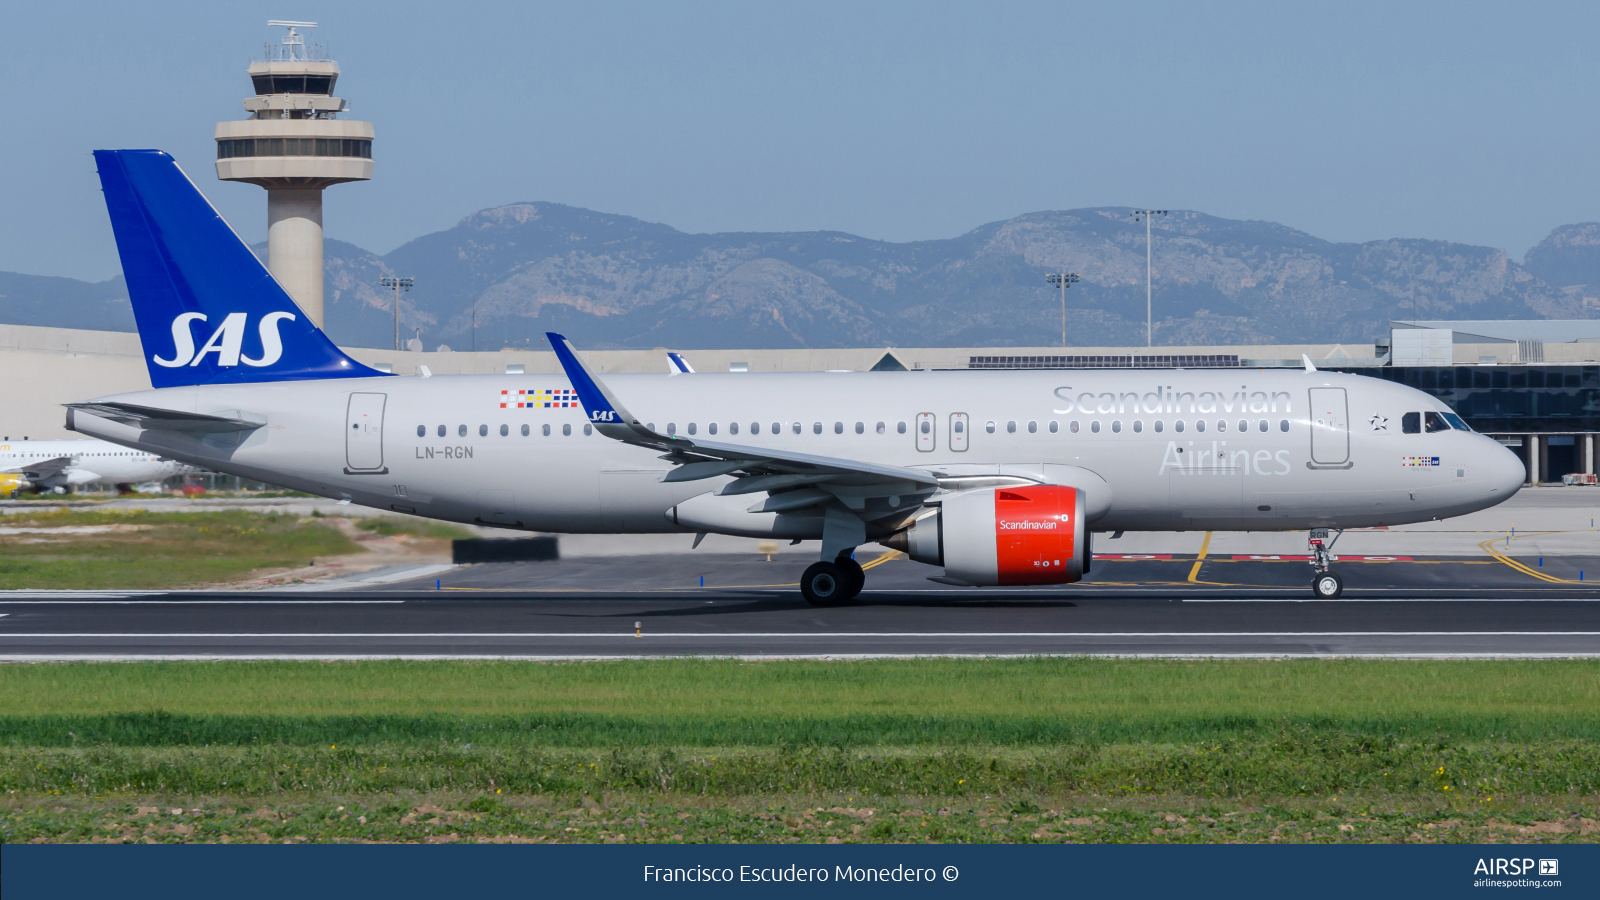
[153,312,296,369]
[1402,456,1440,467]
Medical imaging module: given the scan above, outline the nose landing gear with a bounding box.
[1308,527,1345,599]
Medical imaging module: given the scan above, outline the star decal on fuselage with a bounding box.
[1369,414,1389,431]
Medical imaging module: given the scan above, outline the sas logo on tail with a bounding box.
[153,312,296,369]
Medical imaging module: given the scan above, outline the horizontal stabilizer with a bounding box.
[67,402,267,434]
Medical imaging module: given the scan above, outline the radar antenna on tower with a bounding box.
[265,21,320,61]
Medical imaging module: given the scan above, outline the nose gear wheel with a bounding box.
[1312,571,1344,600]
[1307,528,1345,599]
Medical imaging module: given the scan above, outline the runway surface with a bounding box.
[4,551,1600,658]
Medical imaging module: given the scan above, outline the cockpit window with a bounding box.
[1424,411,1451,433]
[1442,412,1470,432]
[1401,412,1420,434]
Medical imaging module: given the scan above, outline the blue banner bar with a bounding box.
[3,844,1594,899]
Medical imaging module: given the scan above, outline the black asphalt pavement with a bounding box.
[2,551,1599,658]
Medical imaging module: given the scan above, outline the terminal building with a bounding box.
[1335,320,1600,485]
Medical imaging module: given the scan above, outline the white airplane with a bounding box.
[65,150,1525,602]
[0,438,190,496]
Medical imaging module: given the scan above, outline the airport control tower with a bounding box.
[214,21,373,327]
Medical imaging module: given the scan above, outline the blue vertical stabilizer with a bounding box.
[94,149,388,387]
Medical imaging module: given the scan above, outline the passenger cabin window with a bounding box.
[1132,420,1142,433]
[543,424,551,436]
[1027,421,1037,433]
[1175,420,1185,433]
[1258,420,1268,432]
[416,425,425,437]
[1070,421,1080,433]
[793,423,802,434]
[499,424,508,436]
[1111,421,1122,433]
[1401,412,1421,434]
[437,425,446,438]
[1425,412,1451,433]
[897,422,907,434]
[1049,421,1059,433]
[708,423,717,435]
[1196,420,1206,433]
[521,424,530,436]
[563,424,572,436]
[855,422,864,434]
[876,422,885,434]
[458,425,467,437]
[1007,421,1016,433]
[1279,419,1290,432]
[986,421,996,434]
[1154,421,1164,433]
[584,424,593,436]
[834,422,843,434]
[479,425,488,437]
[688,423,697,435]
[1090,421,1101,434]
[813,422,822,434]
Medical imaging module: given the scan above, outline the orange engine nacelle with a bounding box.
[892,485,1088,586]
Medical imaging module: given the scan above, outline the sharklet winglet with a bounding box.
[546,332,669,445]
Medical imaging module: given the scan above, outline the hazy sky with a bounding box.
[4,1,1599,280]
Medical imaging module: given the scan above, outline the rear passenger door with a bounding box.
[345,392,387,473]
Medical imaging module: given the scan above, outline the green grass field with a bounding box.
[0,510,357,589]
[0,657,1596,743]
[1,659,1596,843]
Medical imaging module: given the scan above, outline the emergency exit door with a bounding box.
[345,392,387,473]
[916,413,936,451]
[1308,387,1349,467]
[950,412,969,451]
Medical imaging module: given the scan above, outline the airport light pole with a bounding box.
[380,275,413,351]
[1130,209,1167,347]
[1044,271,1079,349]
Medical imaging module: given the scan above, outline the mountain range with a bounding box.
[7,206,1600,350]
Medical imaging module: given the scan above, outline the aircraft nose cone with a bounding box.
[1487,438,1526,497]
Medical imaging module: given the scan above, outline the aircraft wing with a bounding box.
[548,332,938,518]
[3,455,73,482]
[66,402,267,434]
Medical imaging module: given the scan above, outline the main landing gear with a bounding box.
[1308,527,1345,599]
[801,555,865,607]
